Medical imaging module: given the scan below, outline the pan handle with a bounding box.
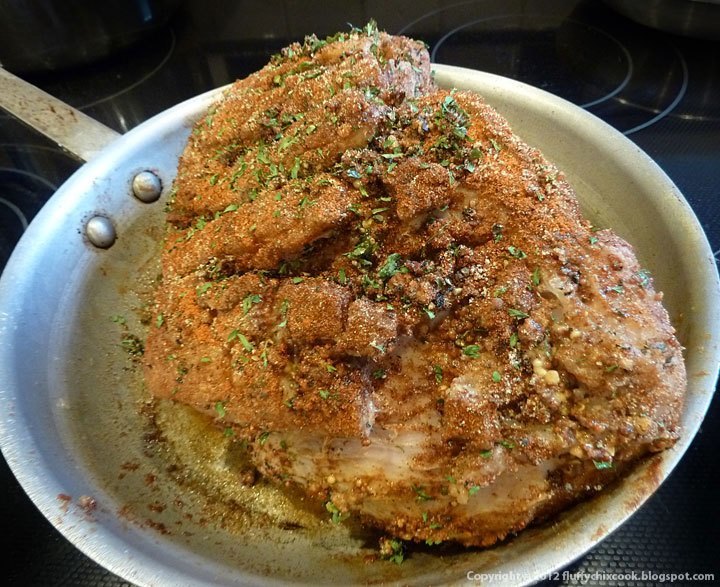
[0,67,121,163]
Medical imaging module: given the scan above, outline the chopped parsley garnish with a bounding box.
[413,485,433,501]
[531,267,541,287]
[508,308,529,319]
[325,500,345,524]
[381,538,405,564]
[636,269,651,288]
[196,282,212,296]
[277,299,289,329]
[345,237,376,266]
[463,344,481,358]
[290,157,301,179]
[377,253,403,281]
[242,293,262,315]
[593,460,613,470]
[120,335,144,357]
[228,330,254,352]
[369,341,386,354]
[492,224,503,242]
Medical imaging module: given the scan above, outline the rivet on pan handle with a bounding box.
[85,216,117,249]
[0,67,121,162]
[132,170,163,203]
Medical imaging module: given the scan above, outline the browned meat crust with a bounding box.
[143,24,686,548]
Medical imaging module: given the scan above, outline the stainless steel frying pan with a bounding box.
[0,63,718,586]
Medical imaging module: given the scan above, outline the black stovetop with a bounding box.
[2,1,718,585]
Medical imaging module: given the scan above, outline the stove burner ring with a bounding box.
[78,28,177,111]
[0,195,28,230]
[429,14,634,110]
[622,46,688,135]
[574,26,632,109]
[399,2,691,136]
[0,166,59,241]
[0,166,57,197]
[397,0,480,36]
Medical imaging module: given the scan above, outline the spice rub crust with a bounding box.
[144,24,686,547]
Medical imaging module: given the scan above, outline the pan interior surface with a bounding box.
[0,65,718,587]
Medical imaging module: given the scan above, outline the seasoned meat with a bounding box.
[143,24,686,548]
[167,26,433,227]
